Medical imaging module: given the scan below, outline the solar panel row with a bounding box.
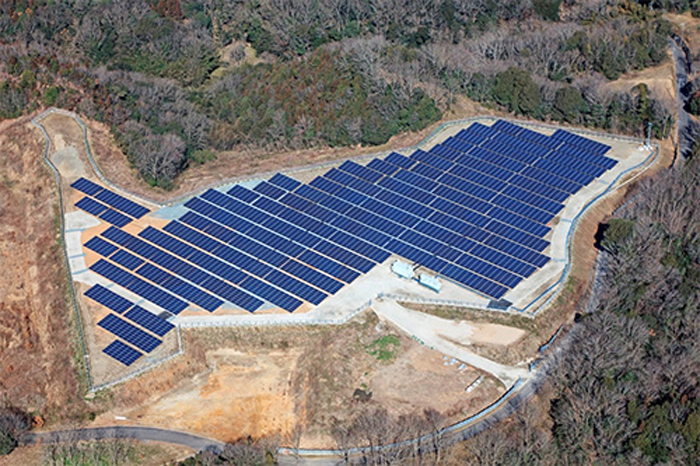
[84,282,178,365]
[85,119,616,308]
[175,121,614,299]
[103,340,142,366]
[85,284,133,314]
[91,259,188,314]
[98,313,161,353]
[123,306,174,337]
[99,209,132,228]
[75,197,108,216]
[70,178,150,226]
[85,236,118,257]
[96,226,253,312]
[94,188,150,218]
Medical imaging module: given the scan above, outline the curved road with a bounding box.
[19,368,547,465]
[21,426,226,454]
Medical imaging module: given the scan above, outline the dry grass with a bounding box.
[0,116,92,424]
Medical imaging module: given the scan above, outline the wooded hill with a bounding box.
[0,0,681,187]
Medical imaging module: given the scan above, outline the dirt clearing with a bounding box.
[94,312,499,449]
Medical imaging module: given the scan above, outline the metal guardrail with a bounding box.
[178,299,374,329]
[381,293,527,317]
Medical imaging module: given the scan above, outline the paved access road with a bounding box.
[21,426,226,454]
[670,36,697,160]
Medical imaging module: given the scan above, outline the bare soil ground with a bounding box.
[0,116,90,423]
[92,312,499,449]
[605,61,677,109]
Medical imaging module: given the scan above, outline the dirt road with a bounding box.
[372,300,528,386]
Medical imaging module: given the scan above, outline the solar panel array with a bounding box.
[84,283,177,366]
[81,120,615,318]
[71,178,150,227]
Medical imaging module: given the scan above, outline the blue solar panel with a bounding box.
[123,306,174,337]
[227,185,260,203]
[103,340,143,366]
[98,313,161,353]
[99,209,132,227]
[80,119,613,303]
[84,236,118,257]
[254,181,286,199]
[339,160,383,183]
[75,197,109,216]
[269,173,302,191]
[110,249,145,270]
[71,177,103,196]
[84,284,134,314]
[384,152,415,169]
[90,259,189,314]
[136,262,223,312]
[240,276,302,312]
[281,260,344,294]
[94,189,150,218]
[551,129,611,155]
[367,158,400,176]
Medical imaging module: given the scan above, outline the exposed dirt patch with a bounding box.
[604,61,676,109]
[93,312,499,449]
[466,323,526,346]
[0,116,89,422]
[124,348,298,443]
[370,345,499,420]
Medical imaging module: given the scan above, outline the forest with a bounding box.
[448,145,700,464]
[0,0,683,187]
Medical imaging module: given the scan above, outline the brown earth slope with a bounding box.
[0,116,87,421]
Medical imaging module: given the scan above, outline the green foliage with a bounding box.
[19,69,35,89]
[0,82,28,120]
[189,149,217,165]
[203,49,440,150]
[600,218,635,253]
[0,409,29,457]
[532,0,562,21]
[683,409,700,455]
[632,402,675,462]
[0,430,15,456]
[492,67,541,115]
[553,86,586,123]
[367,335,401,362]
[688,92,700,116]
[43,86,59,106]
